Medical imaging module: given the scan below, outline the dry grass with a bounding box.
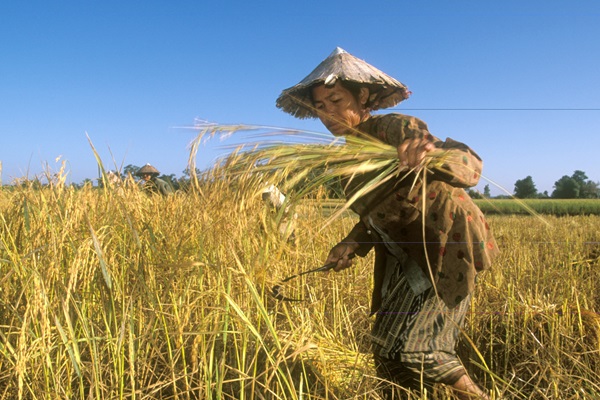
[188,122,458,234]
[1,139,599,398]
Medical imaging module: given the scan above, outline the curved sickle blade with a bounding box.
[271,253,355,302]
[271,284,304,302]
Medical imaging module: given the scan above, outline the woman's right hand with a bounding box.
[397,136,435,168]
[325,241,359,272]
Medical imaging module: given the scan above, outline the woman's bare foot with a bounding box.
[451,374,489,399]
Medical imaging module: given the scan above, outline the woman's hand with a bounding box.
[325,241,359,272]
[397,136,435,168]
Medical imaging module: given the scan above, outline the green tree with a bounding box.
[124,164,140,178]
[483,184,491,198]
[571,170,588,186]
[569,170,599,198]
[467,189,482,199]
[552,175,579,198]
[580,180,600,199]
[551,170,597,199]
[514,176,537,198]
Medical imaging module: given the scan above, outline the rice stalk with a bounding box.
[189,123,458,232]
[2,138,599,398]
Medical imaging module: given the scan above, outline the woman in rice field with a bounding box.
[276,48,498,399]
[135,164,174,196]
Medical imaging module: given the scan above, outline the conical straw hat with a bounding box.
[276,47,410,119]
[135,164,160,177]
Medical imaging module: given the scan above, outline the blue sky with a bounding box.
[1,1,599,196]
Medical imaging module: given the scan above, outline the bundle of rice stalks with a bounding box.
[188,122,451,227]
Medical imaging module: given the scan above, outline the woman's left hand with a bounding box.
[325,241,359,272]
[397,136,435,168]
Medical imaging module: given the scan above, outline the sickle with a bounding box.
[271,253,355,302]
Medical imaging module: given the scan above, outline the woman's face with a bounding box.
[311,82,369,137]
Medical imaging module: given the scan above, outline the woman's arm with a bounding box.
[373,115,483,188]
[430,137,483,188]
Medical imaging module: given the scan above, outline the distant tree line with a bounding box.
[11,164,596,201]
[67,164,203,191]
[512,170,599,199]
[468,170,600,199]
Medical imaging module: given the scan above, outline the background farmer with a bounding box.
[276,48,498,399]
[135,164,174,196]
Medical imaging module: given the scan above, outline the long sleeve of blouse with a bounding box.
[366,114,483,188]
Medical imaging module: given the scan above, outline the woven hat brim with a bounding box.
[135,165,160,176]
[276,48,410,119]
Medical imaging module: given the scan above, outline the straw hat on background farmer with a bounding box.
[135,164,173,196]
[277,47,498,399]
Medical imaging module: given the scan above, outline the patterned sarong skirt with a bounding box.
[371,250,470,385]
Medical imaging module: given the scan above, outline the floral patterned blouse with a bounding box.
[342,113,499,310]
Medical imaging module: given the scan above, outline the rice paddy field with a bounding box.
[475,199,600,216]
[1,174,599,399]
